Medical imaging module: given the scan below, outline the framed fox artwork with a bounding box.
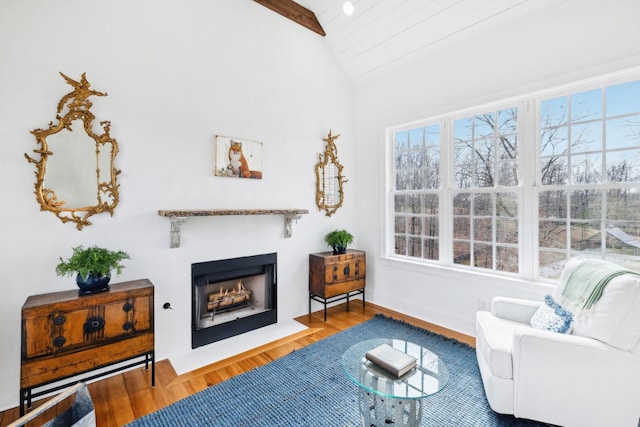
[214,135,263,179]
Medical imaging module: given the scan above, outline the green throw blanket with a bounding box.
[561,259,638,312]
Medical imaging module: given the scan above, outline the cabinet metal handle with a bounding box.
[343,265,350,276]
[83,316,105,334]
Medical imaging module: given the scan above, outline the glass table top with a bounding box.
[342,338,449,400]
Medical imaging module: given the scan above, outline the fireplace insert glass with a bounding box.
[191,253,277,348]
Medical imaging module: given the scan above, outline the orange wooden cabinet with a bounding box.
[20,279,155,415]
[309,250,366,320]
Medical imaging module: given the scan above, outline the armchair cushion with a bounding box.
[571,273,640,350]
[553,258,640,350]
[529,294,573,334]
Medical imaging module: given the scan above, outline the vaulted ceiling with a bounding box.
[260,0,565,85]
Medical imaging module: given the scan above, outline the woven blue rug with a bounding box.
[127,315,547,426]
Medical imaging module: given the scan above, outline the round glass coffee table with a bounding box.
[342,338,449,427]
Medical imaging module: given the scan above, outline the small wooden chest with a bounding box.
[309,250,366,320]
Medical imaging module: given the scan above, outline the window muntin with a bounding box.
[389,75,640,280]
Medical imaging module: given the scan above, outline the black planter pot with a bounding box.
[332,245,347,255]
[76,272,111,295]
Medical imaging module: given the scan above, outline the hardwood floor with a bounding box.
[0,302,474,427]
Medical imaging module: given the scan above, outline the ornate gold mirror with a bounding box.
[315,130,347,216]
[26,72,120,230]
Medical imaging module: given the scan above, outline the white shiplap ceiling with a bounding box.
[296,0,562,84]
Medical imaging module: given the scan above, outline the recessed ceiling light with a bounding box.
[343,1,354,16]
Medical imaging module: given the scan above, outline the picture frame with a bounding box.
[214,135,263,179]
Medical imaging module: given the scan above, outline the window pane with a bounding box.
[395,235,407,256]
[474,138,494,187]
[408,216,422,235]
[453,217,471,239]
[453,193,471,215]
[605,223,640,256]
[570,220,599,251]
[498,108,517,134]
[541,126,568,157]
[423,239,439,260]
[571,153,602,184]
[606,81,640,117]
[425,124,440,145]
[423,194,439,214]
[497,192,518,217]
[409,128,423,148]
[539,190,567,219]
[571,88,602,122]
[541,155,568,185]
[541,96,568,127]
[475,114,495,138]
[453,241,471,265]
[408,195,422,213]
[473,243,493,269]
[408,236,422,257]
[394,215,406,234]
[496,219,518,244]
[606,117,640,149]
[571,122,602,153]
[538,251,568,279]
[539,220,567,249]
[454,117,473,141]
[473,193,492,216]
[395,131,408,151]
[498,159,518,186]
[394,194,407,213]
[474,218,492,242]
[496,246,518,273]
[424,216,439,238]
[606,150,640,182]
[607,189,640,220]
[570,189,602,219]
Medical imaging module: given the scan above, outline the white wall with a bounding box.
[0,0,356,411]
[355,0,640,335]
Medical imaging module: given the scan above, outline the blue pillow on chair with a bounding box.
[530,294,574,334]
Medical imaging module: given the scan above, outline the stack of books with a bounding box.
[365,343,417,377]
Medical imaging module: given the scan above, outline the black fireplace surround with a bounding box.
[191,253,277,349]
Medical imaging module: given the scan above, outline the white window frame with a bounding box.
[385,68,640,282]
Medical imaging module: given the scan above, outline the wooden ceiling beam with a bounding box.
[254,0,326,36]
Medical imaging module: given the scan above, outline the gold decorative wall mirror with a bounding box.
[26,72,120,230]
[315,130,347,216]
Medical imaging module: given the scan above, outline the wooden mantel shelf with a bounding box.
[158,209,309,248]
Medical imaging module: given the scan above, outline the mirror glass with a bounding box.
[45,119,98,207]
[315,130,347,216]
[26,73,120,229]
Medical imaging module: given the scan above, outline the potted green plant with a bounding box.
[56,245,130,294]
[324,229,354,254]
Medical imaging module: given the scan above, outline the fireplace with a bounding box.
[192,253,277,348]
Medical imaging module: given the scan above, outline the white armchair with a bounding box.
[475,259,640,427]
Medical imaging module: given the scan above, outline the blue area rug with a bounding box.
[127,315,547,426]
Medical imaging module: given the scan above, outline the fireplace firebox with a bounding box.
[192,253,277,348]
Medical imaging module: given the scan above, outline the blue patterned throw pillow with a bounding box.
[530,294,574,334]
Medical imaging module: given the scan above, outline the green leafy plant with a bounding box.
[56,245,131,280]
[324,229,354,253]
